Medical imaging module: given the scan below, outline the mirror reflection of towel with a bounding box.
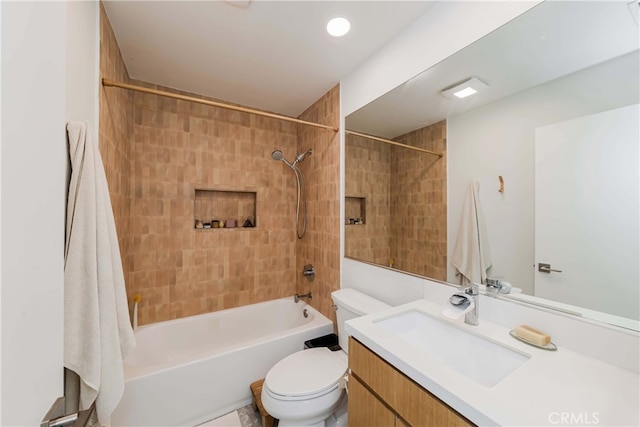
[452,181,492,285]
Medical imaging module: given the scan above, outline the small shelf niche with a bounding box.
[345,196,366,225]
[195,189,256,230]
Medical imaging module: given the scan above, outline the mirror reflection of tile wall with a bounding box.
[345,120,447,279]
[345,134,391,266]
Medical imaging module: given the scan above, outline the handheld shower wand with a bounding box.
[271,149,313,239]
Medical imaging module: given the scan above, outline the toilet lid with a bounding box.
[265,348,347,398]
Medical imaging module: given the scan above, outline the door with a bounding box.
[534,104,639,320]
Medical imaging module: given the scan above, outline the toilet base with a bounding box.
[324,394,348,427]
[279,420,324,427]
[278,393,347,427]
[275,393,347,427]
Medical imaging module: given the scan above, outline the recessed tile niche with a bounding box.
[345,196,366,225]
[194,189,257,230]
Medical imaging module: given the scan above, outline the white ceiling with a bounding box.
[103,0,435,117]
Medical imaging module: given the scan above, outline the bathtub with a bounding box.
[111,297,333,427]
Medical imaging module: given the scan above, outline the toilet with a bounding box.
[261,289,391,426]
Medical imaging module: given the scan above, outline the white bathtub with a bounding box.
[111,297,333,427]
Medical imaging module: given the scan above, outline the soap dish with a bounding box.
[509,330,557,351]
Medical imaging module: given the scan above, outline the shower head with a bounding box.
[292,149,313,167]
[272,149,294,169]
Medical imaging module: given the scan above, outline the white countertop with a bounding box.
[345,299,640,427]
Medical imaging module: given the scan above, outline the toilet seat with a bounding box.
[264,348,347,401]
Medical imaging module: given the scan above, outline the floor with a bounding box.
[198,404,263,427]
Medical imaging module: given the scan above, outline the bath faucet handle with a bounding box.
[302,264,315,282]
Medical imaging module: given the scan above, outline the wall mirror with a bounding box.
[345,1,640,330]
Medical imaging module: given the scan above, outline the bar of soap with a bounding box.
[514,325,551,346]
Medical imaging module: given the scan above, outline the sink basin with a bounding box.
[375,311,529,387]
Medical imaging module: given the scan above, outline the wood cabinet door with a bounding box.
[349,337,473,427]
[348,375,397,427]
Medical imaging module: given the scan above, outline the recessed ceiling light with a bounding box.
[441,77,488,99]
[453,87,477,98]
[327,17,350,37]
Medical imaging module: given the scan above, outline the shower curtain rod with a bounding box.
[101,79,339,132]
[345,130,443,157]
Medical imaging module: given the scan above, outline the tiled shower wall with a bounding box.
[99,2,132,286]
[129,83,300,323]
[99,8,340,325]
[344,121,447,280]
[345,133,392,266]
[296,86,341,322]
[391,120,447,279]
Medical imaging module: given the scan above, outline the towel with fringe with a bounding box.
[452,180,492,285]
[64,121,135,425]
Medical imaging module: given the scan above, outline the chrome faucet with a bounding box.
[462,284,479,326]
[294,292,312,303]
[485,278,503,295]
[445,285,479,325]
[485,277,512,295]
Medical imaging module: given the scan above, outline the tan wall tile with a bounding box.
[295,85,341,322]
[345,121,447,279]
[391,121,447,279]
[100,7,340,326]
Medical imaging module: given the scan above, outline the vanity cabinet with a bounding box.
[348,337,473,427]
[349,375,399,426]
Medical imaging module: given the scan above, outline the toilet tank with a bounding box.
[331,289,390,353]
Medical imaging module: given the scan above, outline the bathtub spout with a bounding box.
[294,292,312,303]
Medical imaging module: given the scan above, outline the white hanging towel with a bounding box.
[451,181,492,285]
[64,121,135,425]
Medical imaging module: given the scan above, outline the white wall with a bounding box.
[447,52,639,294]
[0,1,99,424]
[66,1,100,125]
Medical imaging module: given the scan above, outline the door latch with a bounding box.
[538,263,562,273]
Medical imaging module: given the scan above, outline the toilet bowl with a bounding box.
[261,289,390,426]
[261,348,348,426]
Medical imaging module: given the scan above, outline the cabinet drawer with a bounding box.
[349,337,473,427]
